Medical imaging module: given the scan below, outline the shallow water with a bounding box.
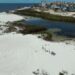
[25,17,75,37]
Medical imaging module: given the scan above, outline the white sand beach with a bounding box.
[0,11,75,75]
[0,12,24,25]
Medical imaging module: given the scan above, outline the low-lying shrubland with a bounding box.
[14,9,75,23]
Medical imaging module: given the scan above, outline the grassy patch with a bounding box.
[14,9,75,23]
[39,31,53,41]
[8,21,53,41]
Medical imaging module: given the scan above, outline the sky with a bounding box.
[0,0,75,3]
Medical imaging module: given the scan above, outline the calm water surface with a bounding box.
[25,17,75,37]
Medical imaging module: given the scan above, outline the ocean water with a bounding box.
[0,3,38,12]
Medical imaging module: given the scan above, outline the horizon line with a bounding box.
[0,1,75,3]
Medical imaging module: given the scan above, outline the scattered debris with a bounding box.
[32,69,50,75]
[59,72,64,75]
[42,45,56,56]
[51,51,56,56]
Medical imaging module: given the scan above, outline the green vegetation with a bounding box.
[14,9,75,23]
[39,31,53,41]
[6,21,52,41]
[13,21,47,34]
[19,25,47,34]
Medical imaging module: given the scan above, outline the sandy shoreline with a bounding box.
[34,8,75,17]
[0,7,75,75]
[0,12,24,25]
[0,33,75,75]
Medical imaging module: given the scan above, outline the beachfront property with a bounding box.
[49,2,75,12]
[31,0,75,12]
[31,1,75,17]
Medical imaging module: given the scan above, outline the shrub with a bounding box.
[14,9,75,23]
